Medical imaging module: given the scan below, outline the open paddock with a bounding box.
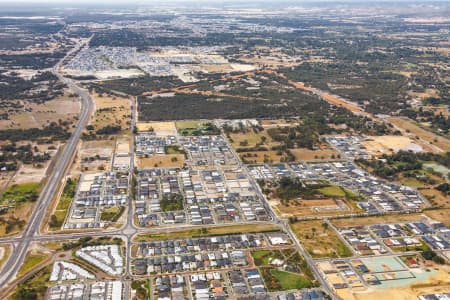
[388,117,450,153]
[290,148,339,161]
[89,93,131,132]
[290,220,352,258]
[0,95,80,130]
[136,154,185,169]
[136,121,177,136]
[134,223,280,242]
[331,213,424,229]
[361,135,423,157]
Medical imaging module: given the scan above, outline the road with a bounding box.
[0,39,94,289]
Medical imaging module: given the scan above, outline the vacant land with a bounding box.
[48,178,77,231]
[229,130,276,149]
[284,77,368,116]
[175,120,204,131]
[261,268,313,291]
[0,95,80,130]
[361,135,423,157]
[0,182,40,236]
[100,206,125,222]
[78,139,115,172]
[290,220,352,258]
[17,250,50,277]
[136,154,185,169]
[0,245,11,269]
[89,93,131,132]
[136,121,177,135]
[388,117,450,153]
[425,209,450,226]
[420,188,450,209]
[134,223,280,242]
[331,213,424,228]
[351,269,450,300]
[228,130,288,163]
[240,151,286,164]
[290,148,339,161]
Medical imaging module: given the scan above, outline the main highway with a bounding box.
[0,40,94,288]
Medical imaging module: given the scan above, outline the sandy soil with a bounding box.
[388,117,450,153]
[408,88,440,100]
[136,121,177,136]
[332,213,424,228]
[425,208,450,226]
[292,220,351,258]
[361,135,423,157]
[259,119,297,127]
[200,64,234,73]
[0,201,35,236]
[0,172,15,193]
[420,188,450,209]
[64,69,145,80]
[290,148,339,161]
[351,269,450,300]
[90,93,131,131]
[136,154,185,169]
[239,151,284,164]
[78,140,115,172]
[230,63,257,72]
[0,96,80,129]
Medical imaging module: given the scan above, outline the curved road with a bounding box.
[0,45,94,288]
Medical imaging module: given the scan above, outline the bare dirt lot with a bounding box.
[420,188,450,209]
[136,154,185,169]
[228,130,294,163]
[0,172,15,193]
[290,148,339,161]
[388,117,450,153]
[425,208,450,226]
[0,95,80,130]
[274,197,360,218]
[259,119,297,128]
[77,140,115,172]
[361,135,423,157]
[0,201,35,236]
[291,220,353,258]
[7,142,61,185]
[136,121,177,136]
[331,213,424,228]
[351,268,450,300]
[90,93,131,131]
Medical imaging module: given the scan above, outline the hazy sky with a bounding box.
[0,0,444,2]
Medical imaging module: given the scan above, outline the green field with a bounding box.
[0,182,40,204]
[12,265,52,299]
[100,206,125,222]
[18,253,48,277]
[261,267,314,291]
[318,185,359,199]
[252,250,277,266]
[271,269,313,290]
[175,120,220,135]
[318,185,346,197]
[49,178,78,231]
[135,223,280,241]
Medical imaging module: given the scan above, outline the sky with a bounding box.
[0,0,446,2]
